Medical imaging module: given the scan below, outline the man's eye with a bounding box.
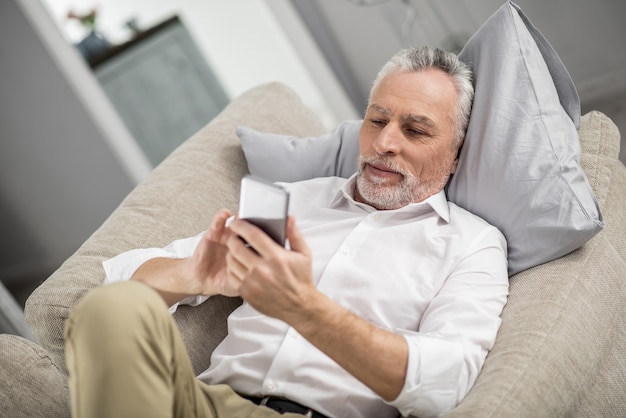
[405,128,423,136]
[369,119,386,126]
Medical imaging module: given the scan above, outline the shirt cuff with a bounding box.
[387,331,464,418]
[102,248,172,285]
[101,232,207,313]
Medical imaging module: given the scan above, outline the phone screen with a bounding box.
[238,175,290,246]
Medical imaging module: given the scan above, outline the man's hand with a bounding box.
[131,209,241,306]
[226,215,315,322]
[226,216,408,401]
[187,209,241,297]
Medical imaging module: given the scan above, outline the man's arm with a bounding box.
[131,257,198,307]
[226,216,408,401]
[130,209,241,306]
[290,291,408,401]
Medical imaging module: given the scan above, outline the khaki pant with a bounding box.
[65,281,302,418]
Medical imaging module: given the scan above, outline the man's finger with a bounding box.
[226,252,248,281]
[286,216,310,257]
[210,209,232,232]
[229,218,277,258]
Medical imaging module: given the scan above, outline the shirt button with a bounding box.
[265,380,276,391]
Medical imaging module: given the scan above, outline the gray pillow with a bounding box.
[237,1,603,276]
[237,120,360,183]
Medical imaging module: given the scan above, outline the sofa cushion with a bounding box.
[238,1,603,276]
[0,334,70,418]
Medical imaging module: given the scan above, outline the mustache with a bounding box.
[358,155,409,177]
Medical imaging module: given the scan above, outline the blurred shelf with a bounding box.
[88,16,229,166]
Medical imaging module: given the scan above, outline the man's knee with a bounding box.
[66,281,169,343]
[65,282,190,417]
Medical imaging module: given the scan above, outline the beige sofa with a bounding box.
[0,82,624,418]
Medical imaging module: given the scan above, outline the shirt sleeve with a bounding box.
[101,231,210,313]
[387,227,509,417]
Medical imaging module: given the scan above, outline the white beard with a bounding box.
[355,155,450,210]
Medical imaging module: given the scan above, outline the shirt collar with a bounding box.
[330,174,451,223]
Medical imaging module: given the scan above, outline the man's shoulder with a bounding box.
[281,176,346,187]
[280,176,348,208]
[280,176,346,195]
[447,200,506,241]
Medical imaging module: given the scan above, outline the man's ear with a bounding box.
[450,157,459,175]
[450,140,464,174]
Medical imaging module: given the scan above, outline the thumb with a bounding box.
[207,209,232,240]
[286,215,309,256]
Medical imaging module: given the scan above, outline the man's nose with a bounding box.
[373,124,402,155]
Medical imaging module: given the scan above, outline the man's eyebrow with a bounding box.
[366,104,391,116]
[402,114,435,128]
[366,104,436,129]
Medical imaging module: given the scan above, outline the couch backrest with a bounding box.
[446,110,626,417]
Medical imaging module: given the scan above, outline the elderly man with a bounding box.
[65,46,508,418]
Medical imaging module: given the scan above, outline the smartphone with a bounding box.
[238,175,290,247]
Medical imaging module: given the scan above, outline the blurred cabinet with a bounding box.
[91,16,229,166]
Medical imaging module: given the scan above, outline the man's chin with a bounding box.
[355,181,410,210]
[363,172,404,189]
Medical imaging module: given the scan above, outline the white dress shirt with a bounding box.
[103,175,508,418]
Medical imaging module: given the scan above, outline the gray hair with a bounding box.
[369,46,474,149]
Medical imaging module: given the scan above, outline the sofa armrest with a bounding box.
[24,82,327,377]
[0,334,70,418]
